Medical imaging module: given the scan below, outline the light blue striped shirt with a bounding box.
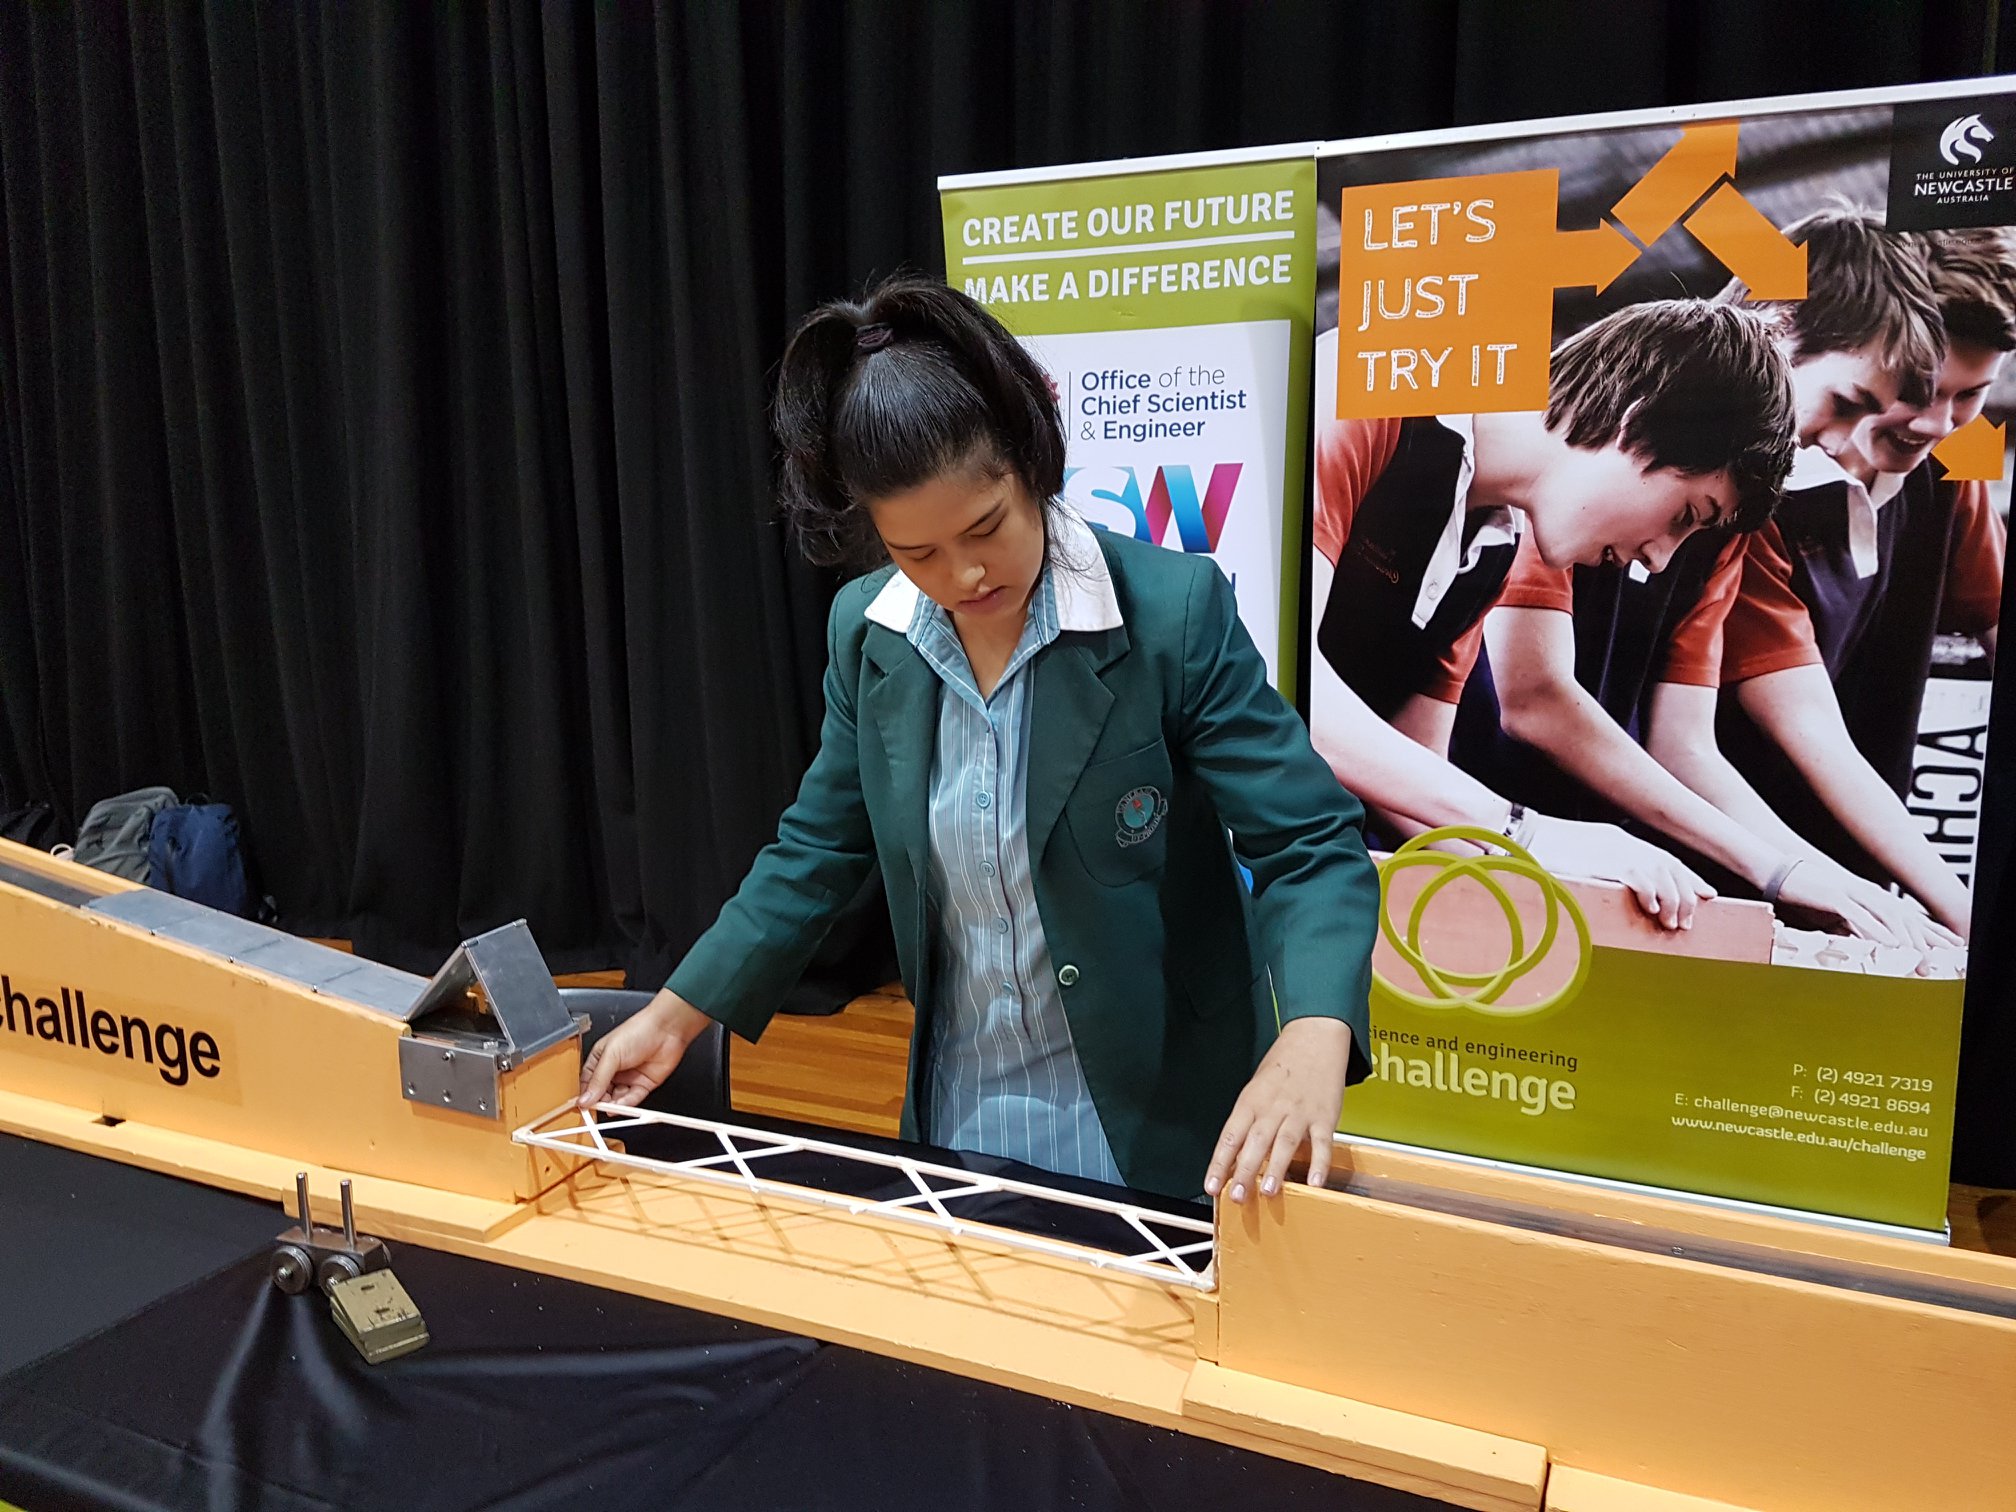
[901,566,1126,1186]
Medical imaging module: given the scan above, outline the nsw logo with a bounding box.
[1941,113,1995,166]
[1062,462,1243,553]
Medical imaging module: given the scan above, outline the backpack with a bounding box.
[72,786,179,882]
[148,801,254,917]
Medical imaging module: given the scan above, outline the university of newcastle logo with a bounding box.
[1940,114,1994,166]
[1889,98,2016,230]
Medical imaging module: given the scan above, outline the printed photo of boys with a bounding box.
[1451,210,1961,947]
[1311,106,2012,958]
[1307,299,1794,929]
[1713,224,2014,937]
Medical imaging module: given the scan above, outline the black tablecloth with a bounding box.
[0,1134,1449,1512]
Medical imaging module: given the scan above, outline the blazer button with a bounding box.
[1057,964,1080,987]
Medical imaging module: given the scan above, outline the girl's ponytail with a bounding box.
[772,273,1066,569]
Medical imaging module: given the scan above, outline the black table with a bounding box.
[0,1132,1452,1511]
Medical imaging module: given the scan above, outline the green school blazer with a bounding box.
[671,527,1379,1198]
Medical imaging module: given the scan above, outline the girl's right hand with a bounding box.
[577,987,716,1110]
[1523,815,1714,931]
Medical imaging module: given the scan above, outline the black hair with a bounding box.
[773,273,1067,569]
[1721,206,1945,404]
[1547,299,1796,534]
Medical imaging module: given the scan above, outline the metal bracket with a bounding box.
[397,921,585,1118]
[270,1171,392,1294]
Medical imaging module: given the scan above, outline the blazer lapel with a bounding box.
[1025,625,1129,867]
[861,623,937,887]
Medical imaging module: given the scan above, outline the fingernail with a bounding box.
[1203,1177,1221,1196]
[1230,1183,1246,1203]
[1261,1176,1279,1196]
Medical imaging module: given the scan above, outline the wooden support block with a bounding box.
[1183,1360,1547,1512]
[1213,1176,2016,1511]
[1544,1465,1761,1512]
[1190,1286,1220,1363]
[1333,1141,2013,1290]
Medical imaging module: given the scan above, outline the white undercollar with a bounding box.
[863,506,1124,632]
[1784,445,1886,579]
[1413,413,1521,628]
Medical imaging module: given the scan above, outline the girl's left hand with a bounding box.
[1204,1017,1353,1203]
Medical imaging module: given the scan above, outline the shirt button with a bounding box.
[996,918,1009,934]
[976,792,992,810]
[980,862,996,877]
[1057,964,1080,987]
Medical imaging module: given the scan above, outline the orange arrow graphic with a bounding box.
[1932,415,2007,481]
[1609,123,1740,244]
[1552,223,1640,293]
[1683,182,1807,299]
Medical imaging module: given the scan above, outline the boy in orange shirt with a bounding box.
[1449,210,1955,945]
[1707,225,2015,938]
[1308,298,1792,927]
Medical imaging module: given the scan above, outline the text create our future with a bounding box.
[957,187,1302,306]
[959,187,1299,249]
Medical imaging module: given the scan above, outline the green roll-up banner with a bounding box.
[941,151,1319,687]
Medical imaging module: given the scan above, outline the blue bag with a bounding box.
[148,802,254,917]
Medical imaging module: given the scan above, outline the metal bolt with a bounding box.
[441,1049,454,1062]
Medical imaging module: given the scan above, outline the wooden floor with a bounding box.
[728,987,913,1136]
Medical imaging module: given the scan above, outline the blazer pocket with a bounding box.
[1178,960,1266,1021]
[1063,739,1175,887]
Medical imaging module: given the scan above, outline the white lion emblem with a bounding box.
[1940,113,1995,166]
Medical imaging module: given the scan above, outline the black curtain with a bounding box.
[2,0,2012,1175]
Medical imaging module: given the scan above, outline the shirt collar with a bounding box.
[1786,445,1854,491]
[863,505,1124,632]
[1784,445,1882,579]
[1413,413,1522,629]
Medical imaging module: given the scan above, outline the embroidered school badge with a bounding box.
[1115,786,1168,846]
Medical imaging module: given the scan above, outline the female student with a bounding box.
[579,275,1380,1204]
